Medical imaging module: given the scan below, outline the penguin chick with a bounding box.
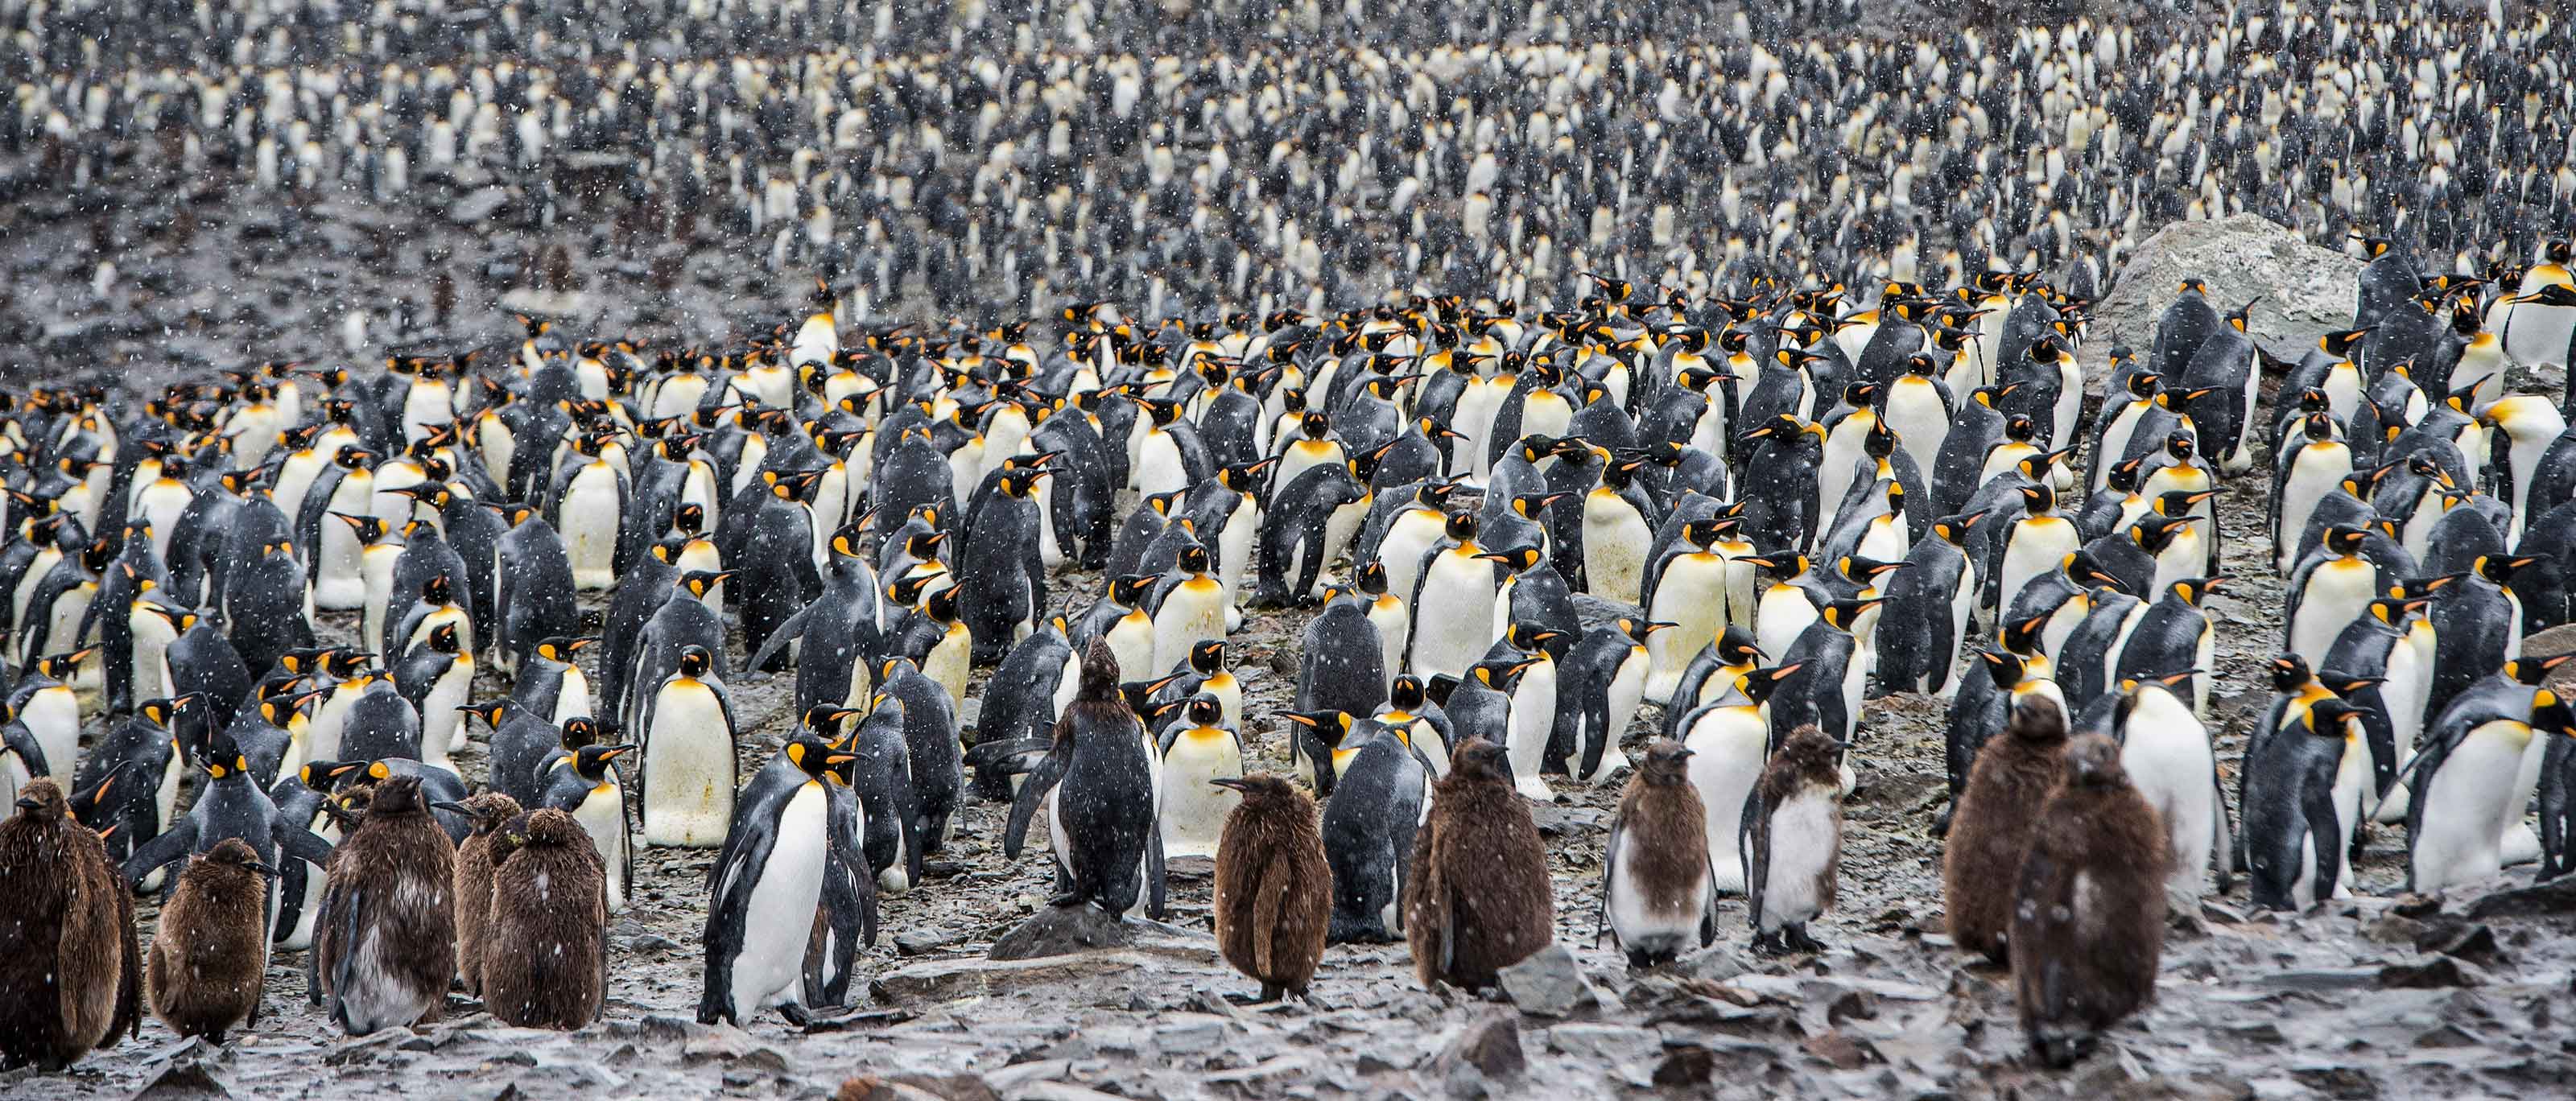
[0,779,142,1070]
[480,809,608,1029]
[314,774,457,1035]
[443,791,523,997]
[148,836,276,1043]
[2011,733,2169,1069]
[1945,694,2073,964]
[1209,773,1331,1004]
[1747,724,1847,955]
[1404,739,1552,991]
[1603,740,1718,968]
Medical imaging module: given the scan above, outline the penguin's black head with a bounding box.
[1298,410,1331,439]
[682,570,736,600]
[2016,484,2055,514]
[1183,695,1225,730]
[1443,511,1480,545]
[1819,599,1880,631]
[559,716,600,750]
[2503,655,2576,687]
[677,645,713,678]
[333,444,375,469]
[1190,641,1226,676]
[2125,372,2163,399]
[2475,555,2541,585]
[576,744,634,777]
[427,622,464,655]
[1388,675,1428,714]
[1739,663,1802,706]
[1177,543,1213,574]
[800,706,865,742]
[2322,525,2368,555]
[2165,432,2197,460]
[1450,737,1511,784]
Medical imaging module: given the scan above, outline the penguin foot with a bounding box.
[1785,926,1827,955]
[1046,892,1088,909]
[777,1003,813,1028]
[1750,930,1789,957]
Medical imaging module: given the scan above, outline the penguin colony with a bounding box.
[6,3,2576,337]
[7,236,2576,1068]
[0,6,2574,1086]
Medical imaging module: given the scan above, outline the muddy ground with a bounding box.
[7,460,2576,1101]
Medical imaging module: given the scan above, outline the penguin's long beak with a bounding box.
[431,801,474,816]
[1209,777,1250,793]
[245,862,281,879]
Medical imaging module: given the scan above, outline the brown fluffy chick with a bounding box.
[446,790,523,997]
[1944,693,2072,963]
[0,779,142,1070]
[1210,773,1333,1002]
[2013,733,2171,1067]
[148,837,275,1043]
[1404,738,1552,990]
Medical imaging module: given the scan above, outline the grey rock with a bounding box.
[128,1060,231,1100]
[2378,957,2487,989]
[989,903,1135,960]
[873,951,1170,1004]
[1496,942,1600,1016]
[1153,1015,1228,1055]
[2465,876,2576,920]
[1434,1010,1526,1081]
[2087,213,2368,384]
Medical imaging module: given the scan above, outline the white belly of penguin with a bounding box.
[1507,661,1558,800]
[1151,579,1228,672]
[574,781,631,912]
[1648,555,1729,702]
[1410,555,1498,680]
[1582,494,1653,604]
[1608,827,1704,951]
[1158,731,1242,859]
[1685,707,1767,893]
[2291,560,2377,669]
[733,784,830,1012]
[2412,724,2528,893]
[562,464,623,589]
[314,476,374,610]
[1758,790,1838,930]
[2119,690,2215,900]
[23,690,80,786]
[552,669,594,727]
[2372,643,2432,824]
[1375,512,1446,608]
[643,683,735,847]
[361,546,402,652]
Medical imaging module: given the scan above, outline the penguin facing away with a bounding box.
[147,836,276,1044]
[480,808,609,1029]
[1744,724,1847,955]
[1405,739,1552,990]
[0,779,143,1071]
[1945,694,2073,964]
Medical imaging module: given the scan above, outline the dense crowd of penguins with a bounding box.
[7,1,2576,315]
[4,234,2576,1070]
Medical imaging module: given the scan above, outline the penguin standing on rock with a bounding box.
[2011,733,2169,1069]
[147,837,275,1043]
[1004,641,1166,919]
[1405,739,1551,990]
[1945,695,2072,963]
[0,779,142,1071]
[1601,740,1718,968]
[1744,724,1847,955]
[313,774,456,1036]
[1209,773,1331,1004]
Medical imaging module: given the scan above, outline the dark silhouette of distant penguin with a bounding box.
[1602,740,1718,967]
[148,836,276,1043]
[1945,695,2073,963]
[1004,641,1166,918]
[1405,739,1552,990]
[1209,773,1331,1003]
[2012,733,2170,1068]
[313,774,457,1035]
[480,808,609,1029]
[0,779,142,1070]
[445,791,522,997]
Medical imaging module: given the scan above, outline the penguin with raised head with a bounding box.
[1406,739,1551,989]
[1743,724,1847,955]
[1004,642,1165,919]
[481,808,609,1029]
[312,774,456,1036]
[1209,773,1331,1003]
[2283,526,2382,669]
[548,431,629,590]
[2011,732,2169,1069]
[697,730,875,1027]
[539,742,636,913]
[1876,513,1984,696]
[1403,511,1502,682]
[1945,694,2072,963]
[0,779,142,1071]
[1601,740,1719,968]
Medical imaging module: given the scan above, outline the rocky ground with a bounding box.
[6,157,2576,1101]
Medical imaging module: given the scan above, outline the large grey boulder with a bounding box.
[2084,213,2367,386]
